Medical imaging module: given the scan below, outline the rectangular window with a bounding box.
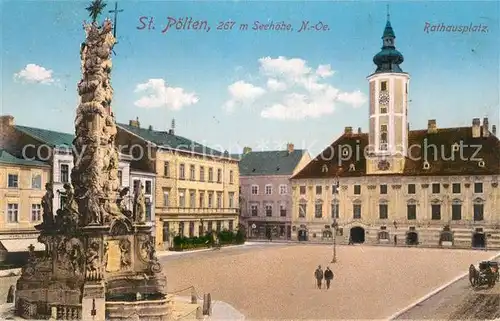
[265,205,272,217]
[199,167,205,182]
[60,196,67,209]
[179,164,185,179]
[407,184,416,194]
[474,204,484,221]
[133,180,140,192]
[31,174,42,189]
[179,190,186,208]
[228,192,235,208]
[208,168,214,182]
[265,185,272,195]
[452,183,461,194]
[60,164,69,183]
[251,205,258,216]
[354,185,361,195]
[31,204,41,221]
[199,191,205,208]
[299,186,306,195]
[178,222,184,236]
[8,174,18,188]
[381,81,387,91]
[432,183,440,194]
[380,185,387,195]
[452,204,462,220]
[189,190,196,208]
[7,203,19,223]
[189,222,195,237]
[280,204,287,217]
[332,184,339,194]
[217,169,222,183]
[216,193,222,208]
[353,204,361,219]
[163,189,170,207]
[163,161,170,177]
[207,221,213,233]
[162,222,169,242]
[251,185,259,195]
[208,192,213,208]
[379,204,388,219]
[229,221,234,232]
[145,199,151,221]
[315,203,323,218]
[229,170,234,184]
[279,185,287,195]
[190,165,195,180]
[117,170,123,186]
[431,204,441,220]
[474,183,483,194]
[407,204,416,220]
[145,181,152,194]
[331,203,339,218]
[299,203,306,218]
[216,221,222,233]
[315,186,322,195]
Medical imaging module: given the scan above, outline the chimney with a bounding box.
[472,118,481,138]
[170,118,176,135]
[0,115,14,128]
[129,117,140,128]
[344,126,353,135]
[483,117,490,137]
[357,127,362,134]
[427,119,437,134]
[287,143,294,154]
[243,147,252,154]
[148,125,153,131]
[493,125,497,136]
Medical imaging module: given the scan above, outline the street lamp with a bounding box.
[331,176,340,263]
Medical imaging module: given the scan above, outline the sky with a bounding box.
[1,0,499,156]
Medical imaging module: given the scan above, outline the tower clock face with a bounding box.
[379,91,390,105]
[378,160,390,171]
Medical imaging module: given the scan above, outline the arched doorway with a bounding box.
[350,227,365,243]
[472,233,486,248]
[298,229,308,241]
[406,232,419,245]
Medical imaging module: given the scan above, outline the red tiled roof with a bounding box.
[292,127,500,179]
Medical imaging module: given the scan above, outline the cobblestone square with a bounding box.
[162,244,496,319]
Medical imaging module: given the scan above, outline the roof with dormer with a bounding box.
[0,149,49,167]
[292,127,500,179]
[14,125,74,148]
[239,150,306,176]
[117,123,239,160]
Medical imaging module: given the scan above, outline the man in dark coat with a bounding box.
[324,267,334,289]
[314,265,324,289]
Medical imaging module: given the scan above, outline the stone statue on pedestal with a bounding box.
[40,183,54,227]
[133,183,146,223]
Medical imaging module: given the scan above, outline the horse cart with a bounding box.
[469,261,499,288]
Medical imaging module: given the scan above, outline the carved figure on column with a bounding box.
[133,183,146,223]
[40,183,54,227]
[119,239,131,269]
[117,187,132,219]
[86,241,100,279]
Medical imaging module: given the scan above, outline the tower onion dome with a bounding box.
[373,20,404,73]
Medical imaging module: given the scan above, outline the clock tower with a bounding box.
[366,13,410,175]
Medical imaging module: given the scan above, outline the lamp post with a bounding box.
[331,176,340,263]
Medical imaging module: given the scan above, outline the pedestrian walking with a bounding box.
[324,267,334,289]
[394,235,397,246]
[314,265,324,289]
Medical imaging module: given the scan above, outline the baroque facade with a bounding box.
[238,144,310,239]
[291,18,500,249]
[116,119,239,250]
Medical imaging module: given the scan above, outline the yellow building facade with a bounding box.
[0,150,50,259]
[116,120,239,250]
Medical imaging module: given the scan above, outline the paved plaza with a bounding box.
[161,244,496,319]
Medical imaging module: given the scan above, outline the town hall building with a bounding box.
[290,17,500,249]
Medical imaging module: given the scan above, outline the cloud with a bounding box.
[223,80,266,112]
[134,79,199,110]
[14,64,54,84]
[267,78,287,91]
[224,56,367,120]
